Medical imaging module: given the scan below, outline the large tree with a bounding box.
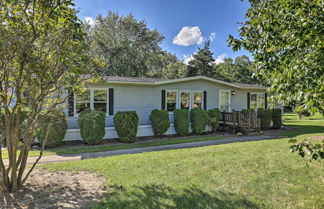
[0,0,90,192]
[228,0,323,113]
[89,11,165,77]
[187,41,215,77]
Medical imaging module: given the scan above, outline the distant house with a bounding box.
[63,76,268,141]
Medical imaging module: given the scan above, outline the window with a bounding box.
[219,90,230,112]
[75,90,90,114]
[74,89,108,115]
[180,91,191,110]
[193,91,203,108]
[250,93,265,110]
[93,90,108,113]
[166,90,177,112]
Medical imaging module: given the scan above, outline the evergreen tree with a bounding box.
[187,41,215,77]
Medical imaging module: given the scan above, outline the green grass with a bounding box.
[1,150,56,159]
[45,113,324,209]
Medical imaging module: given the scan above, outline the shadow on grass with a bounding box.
[283,124,324,137]
[94,184,260,209]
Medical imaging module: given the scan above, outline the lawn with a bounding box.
[44,113,324,209]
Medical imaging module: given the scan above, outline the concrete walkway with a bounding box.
[4,135,277,165]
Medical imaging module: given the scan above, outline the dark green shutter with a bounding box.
[265,93,268,109]
[109,88,114,115]
[247,92,250,109]
[68,91,74,117]
[161,90,166,110]
[203,91,207,110]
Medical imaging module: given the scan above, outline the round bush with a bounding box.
[257,108,272,130]
[208,108,220,132]
[272,108,282,129]
[190,108,209,134]
[37,110,67,148]
[114,111,139,143]
[174,109,189,136]
[150,109,170,137]
[78,110,105,145]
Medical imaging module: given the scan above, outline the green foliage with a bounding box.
[272,108,282,129]
[293,106,311,119]
[289,138,324,163]
[37,110,67,148]
[208,108,221,132]
[114,111,139,143]
[150,109,170,137]
[228,0,324,114]
[257,108,272,130]
[78,110,106,145]
[174,109,189,136]
[190,108,209,135]
[187,41,215,77]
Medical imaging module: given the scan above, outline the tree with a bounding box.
[228,0,324,114]
[187,41,215,77]
[213,55,262,85]
[0,0,90,192]
[89,11,165,77]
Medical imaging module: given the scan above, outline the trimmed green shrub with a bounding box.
[78,109,105,145]
[208,108,221,132]
[174,109,189,136]
[37,110,67,148]
[257,108,272,130]
[150,109,170,137]
[114,111,139,143]
[272,108,282,129]
[190,108,209,134]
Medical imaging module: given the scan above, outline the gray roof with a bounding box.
[103,76,164,83]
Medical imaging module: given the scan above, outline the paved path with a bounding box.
[4,135,277,165]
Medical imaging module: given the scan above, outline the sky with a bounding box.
[74,0,251,64]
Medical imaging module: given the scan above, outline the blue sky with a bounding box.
[74,0,251,63]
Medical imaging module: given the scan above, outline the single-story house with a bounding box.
[63,75,268,141]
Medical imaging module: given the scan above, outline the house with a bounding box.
[63,76,268,141]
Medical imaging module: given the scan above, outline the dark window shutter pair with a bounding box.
[68,88,114,116]
[247,92,250,109]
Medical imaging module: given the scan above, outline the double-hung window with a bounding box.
[193,91,203,108]
[180,91,191,110]
[74,89,108,116]
[219,90,230,112]
[166,90,177,112]
[250,93,265,110]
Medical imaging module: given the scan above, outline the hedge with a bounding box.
[37,110,67,148]
[190,108,209,134]
[78,109,106,145]
[208,108,221,132]
[272,108,282,129]
[114,111,139,143]
[257,108,272,130]
[174,109,189,136]
[150,109,170,137]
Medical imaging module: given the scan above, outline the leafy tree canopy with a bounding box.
[228,0,324,114]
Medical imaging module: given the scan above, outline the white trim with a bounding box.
[219,90,231,112]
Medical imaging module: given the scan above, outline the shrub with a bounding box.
[150,109,170,137]
[293,106,311,119]
[78,110,106,145]
[114,111,139,143]
[272,108,282,129]
[190,108,209,134]
[257,108,272,130]
[174,109,189,136]
[37,110,67,148]
[208,108,221,132]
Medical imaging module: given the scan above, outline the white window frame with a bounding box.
[250,92,265,110]
[179,90,192,110]
[192,91,204,109]
[166,90,178,113]
[219,90,231,112]
[74,88,109,117]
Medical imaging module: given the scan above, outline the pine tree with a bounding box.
[187,41,215,77]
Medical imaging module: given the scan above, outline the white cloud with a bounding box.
[183,54,194,65]
[84,16,96,26]
[173,26,205,46]
[214,54,227,64]
[209,32,216,42]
